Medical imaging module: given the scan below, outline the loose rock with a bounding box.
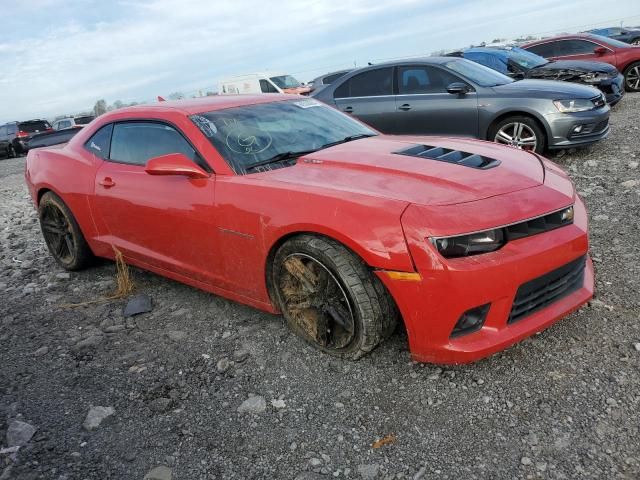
[143,466,172,480]
[237,395,266,414]
[6,420,36,447]
[83,406,115,431]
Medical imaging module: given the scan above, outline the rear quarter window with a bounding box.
[84,124,114,160]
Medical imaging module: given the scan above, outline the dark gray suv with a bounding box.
[312,57,610,153]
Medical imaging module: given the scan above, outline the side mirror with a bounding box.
[145,153,209,179]
[446,82,470,95]
[594,46,608,55]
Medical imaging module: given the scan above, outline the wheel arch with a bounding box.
[485,110,551,146]
[263,228,406,309]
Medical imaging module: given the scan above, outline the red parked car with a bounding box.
[25,95,593,364]
[522,33,640,92]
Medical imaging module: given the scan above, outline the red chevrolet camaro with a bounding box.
[25,95,593,364]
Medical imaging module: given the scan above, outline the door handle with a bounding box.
[98,177,116,188]
[343,106,353,113]
[398,104,412,111]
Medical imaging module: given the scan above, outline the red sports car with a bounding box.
[25,95,593,364]
[522,33,640,92]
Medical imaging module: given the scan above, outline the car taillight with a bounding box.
[16,131,29,138]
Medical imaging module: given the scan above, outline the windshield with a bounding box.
[269,75,302,89]
[191,99,376,174]
[587,33,635,49]
[505,47,548,69]
[444,59,514,87]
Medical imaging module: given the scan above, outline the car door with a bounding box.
[393,65,479,137]
[332,67,399,133]
[88,120,220,285]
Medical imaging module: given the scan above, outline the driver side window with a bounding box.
[397,66,465,94]
[109,122,197,166]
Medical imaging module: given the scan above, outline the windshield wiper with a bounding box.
[320,133,376,149]
[245,149,317,172]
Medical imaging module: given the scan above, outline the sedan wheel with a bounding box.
[625,63,640,91]
[494,122,538,152]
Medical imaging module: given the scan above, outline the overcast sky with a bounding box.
[1,0,639,123]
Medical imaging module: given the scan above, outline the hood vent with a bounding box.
[394,144,501,170]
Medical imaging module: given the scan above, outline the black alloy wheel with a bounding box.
[38,192,93,270]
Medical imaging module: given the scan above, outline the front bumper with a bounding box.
[597,73,625,106]
[378,196,593,364]
[545,105,610,150]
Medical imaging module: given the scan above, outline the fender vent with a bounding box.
[394,144,501,169]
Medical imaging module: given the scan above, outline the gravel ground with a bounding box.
[1,95,639,480]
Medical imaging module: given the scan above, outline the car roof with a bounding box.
[106,94,300,117]
[464,46,518,56]
[524,32,610,45]
[372,56,455,66]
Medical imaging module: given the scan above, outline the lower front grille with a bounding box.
[509,255,586,324]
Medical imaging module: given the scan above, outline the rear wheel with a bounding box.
[489,115,545,154]
[624,62,640,92]
[39,192,94,270]
[7,144,16,158]
[271,235,397,360]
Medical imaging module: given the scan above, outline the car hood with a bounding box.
[493,78,601,98]
[529,60,617,74]
[257,136,545,207]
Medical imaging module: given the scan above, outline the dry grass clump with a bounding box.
[60,246,135,308]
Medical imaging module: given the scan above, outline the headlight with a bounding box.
[553,99,594,113]
[579,72,609,84]
[431,229,505,258]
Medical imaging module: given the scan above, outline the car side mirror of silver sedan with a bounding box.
[446,83,470,95]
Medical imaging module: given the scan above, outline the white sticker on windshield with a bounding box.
[293,99,321,109]
[192,115,217,137]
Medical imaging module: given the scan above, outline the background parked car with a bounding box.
[52,115,95,130]
[522,33,640,92]
[451,46,624,105]
[587,27,640,45]
[218,72,311,95]
[28,127,83,150]
[309,69,352,93]
[312,57,610,153]
[0,120,53,157]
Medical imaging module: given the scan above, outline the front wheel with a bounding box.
[489,116,545,154]
[624,62,640,92]
[39,192,94,270]
[271,235,397,360]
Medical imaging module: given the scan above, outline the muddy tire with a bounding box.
[272,234,397,360]
[39,191,94,270]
